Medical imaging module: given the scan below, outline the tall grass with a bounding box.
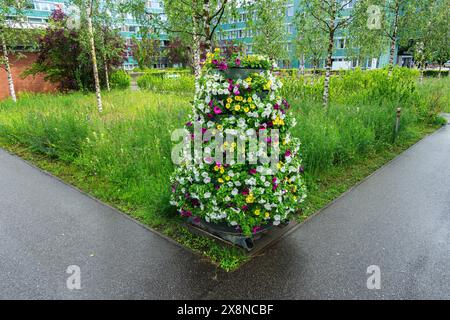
[0,69,448,268]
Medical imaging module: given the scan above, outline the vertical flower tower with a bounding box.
[170,49,307,250]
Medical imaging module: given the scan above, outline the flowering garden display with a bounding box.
[170,49,307,248]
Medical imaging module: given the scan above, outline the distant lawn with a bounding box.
[0,72,448,270]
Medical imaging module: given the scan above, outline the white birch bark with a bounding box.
[1,34,17,102]
[86,2,103,112]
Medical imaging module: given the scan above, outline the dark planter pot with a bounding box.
[186,216,287,251]
[211,67,266,80]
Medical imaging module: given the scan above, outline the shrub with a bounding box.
[110,70,131,90]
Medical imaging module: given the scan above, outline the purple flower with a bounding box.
[299,166,305,173]
[274,103,280,110]
[285,150,292,157]
[218,62,228,71]
[249,168,257,175]
[235,58,241,66]
[186,121,193,127]
[201,127,207,134]
[213,106,222,115]
[192,216,201,224]
[181,210,192,217]
[242,205,249,211]
[272,184,279,191]
[252,226,262,234]
[212,59,219,65]
[207,113,213,119]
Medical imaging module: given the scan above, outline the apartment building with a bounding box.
[217,0,396,70]
[19,0,168,70]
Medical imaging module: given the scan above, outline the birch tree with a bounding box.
[164,0,232,80]
[0,0,33,102]
[69,0,102,112]
[298,0,353,107]
[350,0,421,75]
[294,9,328,75]
[246,0,288,61]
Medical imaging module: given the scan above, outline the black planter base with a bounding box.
[185,217,295,253]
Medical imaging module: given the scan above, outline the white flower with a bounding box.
[203,177,211,184]
[234,181,241,187]
[224,196,231,202]
[264,203,272,211]
[231,188,239,196]
[204,192,211,199]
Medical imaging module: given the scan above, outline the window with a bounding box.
[287,24,294,34]
[287,6,294,17]
[336,38,346,49]
[343,0,354,9]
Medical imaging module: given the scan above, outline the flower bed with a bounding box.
[170,50,307,238]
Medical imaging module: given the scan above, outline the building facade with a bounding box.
[217,0,397,70]
[21,0,168,70]
[20,0,397,71]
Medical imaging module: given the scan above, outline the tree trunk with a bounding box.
[202,0,212,54]
[300,54,305,75]
[86,3,103,112]
[419,64,424,84]
[388,0,400,75]
[438,65,442,78]
[323,30,335,107]
[1,35,17,102]
[192,16,202,97]
[104,61,110,92]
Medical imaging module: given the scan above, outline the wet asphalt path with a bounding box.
[0,115,449,299]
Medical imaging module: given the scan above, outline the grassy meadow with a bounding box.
[0,68,448,270]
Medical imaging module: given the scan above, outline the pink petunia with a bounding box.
[213,106,222,114]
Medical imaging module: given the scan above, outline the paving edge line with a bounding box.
[0,147,209,266]
[243,123,449,258]
[1,123,446,273]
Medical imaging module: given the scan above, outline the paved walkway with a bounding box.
[1,116,449,299]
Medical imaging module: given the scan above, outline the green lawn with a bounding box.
[0,72,448,270]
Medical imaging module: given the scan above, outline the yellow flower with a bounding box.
[245,77,252,83]
[226,103,231,109]
[263,81,272,91]
[277,162,283,170]
[214,48,220,52]
[244,107,250,113]
[247,97,253,102]
[218,178,224,183]
[250,104,256,110]
[231,142,237,148]
[282,139,287,145]
[264,212,270,219]
[225,176,231,181]
[227,97,233,103]
[223,141,229,147]
[217,124,223,130]
[273,116,285,126]
[220,167,225,174]
[254,209,261,216]
[234,105,241,111]
[214,165,220,171]
[245,194,255,204]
